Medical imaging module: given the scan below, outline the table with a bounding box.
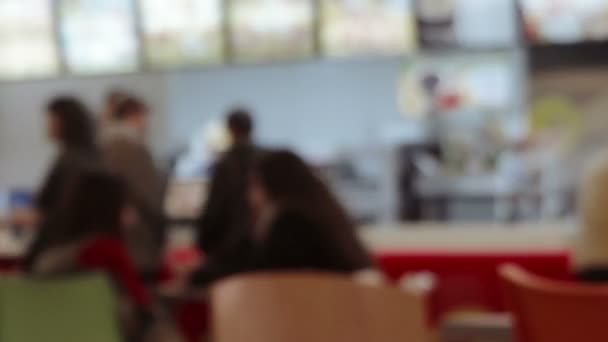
[361,222,575,252]
[441,313,514,342]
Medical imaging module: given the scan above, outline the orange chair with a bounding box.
[500,264,608,342]
[210,272,429,342]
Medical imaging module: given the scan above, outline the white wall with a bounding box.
[165,58,406,153]
[0,58,409,189]
[0,73,170,189]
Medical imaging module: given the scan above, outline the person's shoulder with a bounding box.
[103,136,137,151]
[275,208,309,221]
[223,145,253,159]
[584,151,608,184]
[102,137,148,164]
[56,148,99,169]
[216,146,256,170]
[272,209,320,232]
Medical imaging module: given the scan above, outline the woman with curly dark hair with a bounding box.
[37,96,100,216]
[248,150,373,273]
[192,149,374,286]
[23,96,102,270]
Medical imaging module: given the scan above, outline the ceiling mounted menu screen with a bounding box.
[0,0,59,79]
[228,0,315,63]
[321,0,417,57]
[522,0,608,44]
[59,0,139,75]
[139,0,224,68]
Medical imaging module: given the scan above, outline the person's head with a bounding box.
[249,150,371,266]
[57,170,128,240]
[249,150,347,225]
[46,96,96,150]
[114,96,150,136]
[103,89,130,120]
[226,109,253,146]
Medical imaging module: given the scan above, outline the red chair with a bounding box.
[377,251,571,322]
[501,264,608,342]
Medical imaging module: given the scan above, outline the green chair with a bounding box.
[0,273,122,342]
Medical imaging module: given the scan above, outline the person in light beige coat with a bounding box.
[101,96,166,278]
[576,151,608,282]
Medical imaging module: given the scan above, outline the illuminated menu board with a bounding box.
[228,0,315,63]
[522,0,608,44]
[398,52,520,118]
[0,0,59,79]
[416,0,517,48]
[139,0,224,68]
[321,0,417,57]
[59,0,139,75]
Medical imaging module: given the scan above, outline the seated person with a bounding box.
[193,150,374,285]
[27,170,152,339]
[101,96,166,277]
[248,150,373,273]
[197,109,262,263]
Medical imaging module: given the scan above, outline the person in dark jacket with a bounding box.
[37,97,100,217]
[197,109,261,266]
[248,150,373,273]
[28,171,153,341]
[24,97,101,269]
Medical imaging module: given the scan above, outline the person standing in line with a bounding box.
[192,149,374,286]
[101,96,166,278]
[23,97,101,269]
[194,109,262,282]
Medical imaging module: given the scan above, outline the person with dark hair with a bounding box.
[101,95,165,277]
[111,97,151,137]
[226,109,253,145]
[192,149,373,286]
[21,97,102,270]
[247,150,373,273]
[99,89,131,140]
[27,171,152,340]
[195,108,260,275]
[36,96,100,222]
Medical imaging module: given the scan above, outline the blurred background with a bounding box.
[4,1,608,342]
[1,0,608,225]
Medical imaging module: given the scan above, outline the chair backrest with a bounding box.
[211,272,429,342]
[500,264,608,342]
[0,274,121,342]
